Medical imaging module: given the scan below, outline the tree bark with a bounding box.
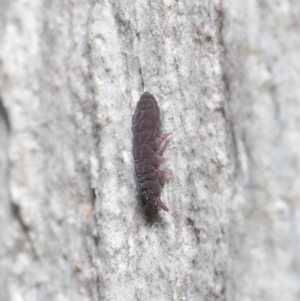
[0,1,299,301]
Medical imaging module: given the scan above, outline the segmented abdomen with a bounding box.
[132,92,168,212]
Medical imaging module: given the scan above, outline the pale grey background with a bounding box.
[0,1,299,301]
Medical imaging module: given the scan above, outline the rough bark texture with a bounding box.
[0,1,299,301]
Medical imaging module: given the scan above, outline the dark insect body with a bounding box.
[132,92,171,212]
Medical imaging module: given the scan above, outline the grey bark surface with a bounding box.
[0,1,299,301]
